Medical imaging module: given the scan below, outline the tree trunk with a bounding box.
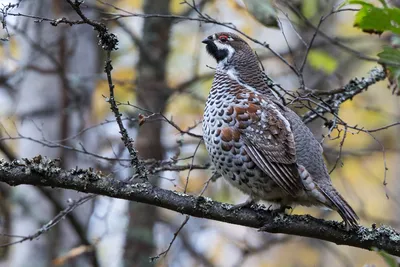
[10,1,99,266]
[123,0,172,266]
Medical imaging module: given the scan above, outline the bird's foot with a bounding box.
[230,197,255,210]
[267,205,292,214]
[259,205,293,232]
[342,220,359,231]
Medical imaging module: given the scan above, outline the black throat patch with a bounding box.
[206,42,229,63]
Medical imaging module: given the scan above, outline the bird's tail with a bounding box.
[318,185,359,229]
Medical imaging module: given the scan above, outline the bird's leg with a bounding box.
[344,221,350,231]
[230,196,256,210]
[210,171,222,182]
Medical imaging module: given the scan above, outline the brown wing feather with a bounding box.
[243,138,302,196]
[237,94,303,196]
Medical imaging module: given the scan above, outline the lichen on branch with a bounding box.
[0,156,399,256]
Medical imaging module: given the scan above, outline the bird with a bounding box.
[201,32,359,229]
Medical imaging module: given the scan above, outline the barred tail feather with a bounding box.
[319,186,359,229]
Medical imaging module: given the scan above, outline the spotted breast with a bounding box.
[203,70,294,201]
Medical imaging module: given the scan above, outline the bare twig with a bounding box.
[103,51,147,180]
[329,126,348,174]
[65,0,147,180]
[150,215,190,262]
[0,193,95,247]
[184,139,203,193]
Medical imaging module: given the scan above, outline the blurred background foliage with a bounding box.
[0,0,399,266]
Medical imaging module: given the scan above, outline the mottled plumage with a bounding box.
[202,32,358,228]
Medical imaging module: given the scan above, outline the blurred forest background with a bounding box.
[0,0,398,266]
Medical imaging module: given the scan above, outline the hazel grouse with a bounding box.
[201,32,358,228]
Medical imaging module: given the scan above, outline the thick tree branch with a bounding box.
[1,157,399,256]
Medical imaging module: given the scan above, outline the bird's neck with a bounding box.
[215,62,276,98]
[215,67,256,93]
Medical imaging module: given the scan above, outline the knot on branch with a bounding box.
[65,0,118,51]
[98,31,119,51]
[50,17,73,26]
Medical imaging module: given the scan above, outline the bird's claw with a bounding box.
[267,205,292,214]
[230,198,255,210]
[259,205,293,232]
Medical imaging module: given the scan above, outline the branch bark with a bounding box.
[1,157,399,257]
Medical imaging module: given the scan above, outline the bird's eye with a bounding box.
[219,36,228,43]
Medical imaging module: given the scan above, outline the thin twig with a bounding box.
[0,194,95,247]
[150,215,190,262]
[184,139,203,193]
[65,0,147,180]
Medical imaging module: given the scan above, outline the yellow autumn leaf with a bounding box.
[9,38,19,60]
[178,170,207,193]
[302,0,318,19]
[93,68,136,121]
[167,94,204,116]
[111,0,142,10]
[170,0,188,14]
[308,49,338,74]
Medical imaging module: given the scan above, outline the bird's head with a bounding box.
[202,32,276,97]
[202,32,250,66]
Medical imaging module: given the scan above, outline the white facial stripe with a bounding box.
[214,41,235,56]
[214,41,235,68]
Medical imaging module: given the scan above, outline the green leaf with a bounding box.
[243,0,278,28]
[349,0,373,6]
[307,50,338,74]
[378,46,400,66]
[378,46,400,95]
[349,0,400,34]
[373,248,399,267]
[302,0,318,19]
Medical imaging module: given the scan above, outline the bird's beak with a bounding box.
[202,38,212,44]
